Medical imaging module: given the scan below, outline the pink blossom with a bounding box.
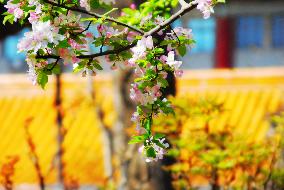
[97,25,104,33]
[160,55,167,63]
[86,32,93,38]
[127,31,138,42]
[192,0,214,19]
[130,3,136,9]
[25,56,38,85]
[173,27,193,39]
[68,39,86,50]
[80,0,91,11]
[14,8,23,19]
[148,85,162,99]
[105,26,120,38]
[131,112,140,122]
[4,0,19,14]
[111,65,118,70]
[160,71,168,79]
[71,56,80,64]
[58,48,69,58]
[28,12,39,23]
[129,36,154,64]
[29,0,42,14]
[174,69,184,77]
[97,25,121,38]
[167,45,173,51]
[134,67,145,76]
[141,14,152,26]
[158,30,163,36]
[17,21,65,53]
[58,48,79,65]
[4,1,25,21]
[105,55,111,62]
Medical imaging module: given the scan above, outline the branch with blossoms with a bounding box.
[2,0,225,162]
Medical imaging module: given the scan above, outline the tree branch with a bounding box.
[43,0,144,34]
[37,3,196,60]
[178,0,189,8]
[145,3,196,36]
[38,43,136,59]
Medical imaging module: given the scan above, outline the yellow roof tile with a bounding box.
[0,67,284,185]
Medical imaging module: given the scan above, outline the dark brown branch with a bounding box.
[77,21,92,36]
[43,0,144,34]
[38,43,136,59]
[145,3,196,36]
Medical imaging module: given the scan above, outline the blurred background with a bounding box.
[0,0,284,190]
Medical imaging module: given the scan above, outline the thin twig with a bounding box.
[144,3,196,36]
[169,25,180,45]
[178,0,189,8]
[76,21,93,36]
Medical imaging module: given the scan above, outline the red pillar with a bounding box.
[214,17,234,68]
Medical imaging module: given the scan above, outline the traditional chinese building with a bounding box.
[176,0,284,69]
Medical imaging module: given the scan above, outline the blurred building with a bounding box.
[179,0,284,69]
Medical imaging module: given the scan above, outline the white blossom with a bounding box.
[192,0,214,19]
[129,36,154,65]
[17,21,64,53]
[166,51,182,70]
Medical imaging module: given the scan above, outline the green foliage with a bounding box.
[37,71,48,89]
[154,97,284,190]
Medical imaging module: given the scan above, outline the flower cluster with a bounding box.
[4,0,24,22]
[3,0,224,162]
[139,137,169,162]
[192,0,214,19]
[4,0,42,23]
[18,21,64,53]
[127,35,186,161]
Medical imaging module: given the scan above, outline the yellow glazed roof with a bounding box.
[0,67,284,185]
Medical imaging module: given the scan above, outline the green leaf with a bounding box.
[90,0,100,9]
[73,62,85,73]
[128,135,145,144]
[37,71,48,89]
[92,62,103,70]
[144,118,151,134]
[157,77,169,88]
[11,0,20,3]
[177,45,187,57]
[3,14,14,25]
[146,147,156,158]
[103,8,118,16]
[153,48,164,55]
[57,39,70,48]
[154,133,165,139]
[52,64,61,74]
[81,17,98,22]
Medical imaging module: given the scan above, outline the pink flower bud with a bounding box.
[130,3,136,9]
[97,25,104,33]
[111,64,118,70]
[86,32,93,38]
